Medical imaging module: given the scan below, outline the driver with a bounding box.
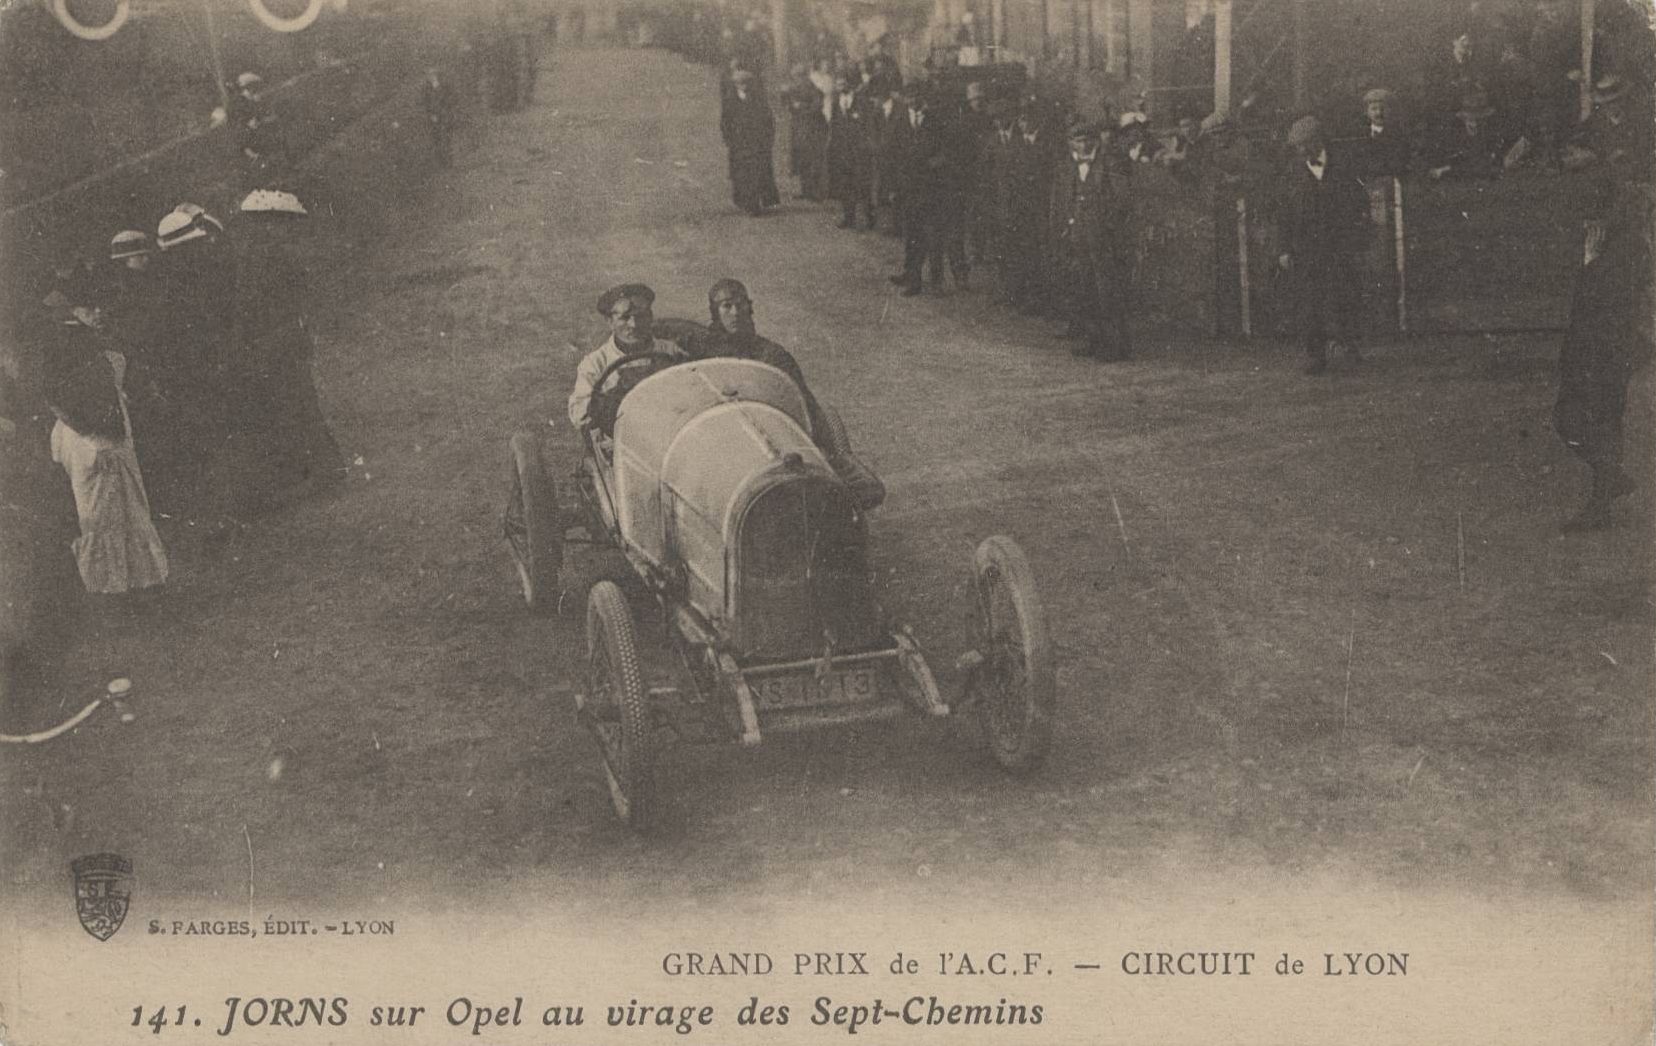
[568,282,686,433]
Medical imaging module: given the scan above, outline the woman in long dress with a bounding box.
[45,316,169,596]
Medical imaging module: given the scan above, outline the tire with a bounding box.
[247,0,325,32]
[971,535,1054,774]
[52,0,130,40]
[818,403,853,458]
[587,581,654,830]
[504,431,562,613]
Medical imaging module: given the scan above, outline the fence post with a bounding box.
[1236,195,1251,337]
[1579,0,1595,122]
[1393,176,1407,333]
[1214,0,1232,117]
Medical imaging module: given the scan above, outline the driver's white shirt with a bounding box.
[567,334,684,430]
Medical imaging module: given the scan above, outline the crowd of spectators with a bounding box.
[635,0,1653,525]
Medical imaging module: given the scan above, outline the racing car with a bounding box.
[503,338,1052,830]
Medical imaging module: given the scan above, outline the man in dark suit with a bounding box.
[1351,87,1412,178]
[1049,118,1135,361]
[825,73,874,228]
[1553,75,1654,530]
[887,86,955,295]
[1278,115,1368,374]
[1006,94,1061,313]
[782,65,827,200]
[867,85,904,236]
[960,81,996,266]
[721,67,779,215]
[983,96,1022,303]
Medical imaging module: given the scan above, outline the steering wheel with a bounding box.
[587,350,683,435]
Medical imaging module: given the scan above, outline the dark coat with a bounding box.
[984,124,1021,240]
[1347,124,1413,178]
[825,91,872,201]
[782,81,826,181]
[1555,181,1655,463]
[720,88,779,211]
[886,107,951,209]
[1007,127,1059,253]
[1048,153,1134,303]
[868,99,904,203]
[1279,156,1368,330]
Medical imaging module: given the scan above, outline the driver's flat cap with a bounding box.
[598,282,655,316]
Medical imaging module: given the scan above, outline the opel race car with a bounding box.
[503,333,1053,830]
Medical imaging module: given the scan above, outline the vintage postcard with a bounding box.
[2,0,1651,1043]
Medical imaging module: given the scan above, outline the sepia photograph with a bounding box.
[1,0,1652,1042]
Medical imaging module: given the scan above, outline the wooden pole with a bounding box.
[771,0,789,74]
[1579,0,1595,122]
[201,0,231,112]
[1214,0,1232,117]
[1393,176,1407,332]
[1128,0,1153,90]
[1292,0,1308,110]
[1236,195,1252,337]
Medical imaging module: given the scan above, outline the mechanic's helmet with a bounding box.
[108,229,152,261]
[156,205,224,250]
[239,188,308,217]
[702,278,755,331]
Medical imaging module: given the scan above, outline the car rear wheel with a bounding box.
[504,431,562,614]
[971,536,1054,774]
[587,581,655,830]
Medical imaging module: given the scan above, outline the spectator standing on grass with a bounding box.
[1049,117,1134,362]
[44,305,168,599]
[101,230,171,508]
[1277,116,1368,375]
[1007,92,1060,314]
[721,67,779,216]
[826,71,873,227]
[783,64,828,201]
[1554,73,1654,531]
[887,85,963,295]
[153,204,236,521]
[959,81,995,264]
[229,189,345,508]
[868,84,905,237]
[982,94,1021,303]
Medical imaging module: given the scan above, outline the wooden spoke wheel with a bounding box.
[503,431,562,613]
[586,581,655,830]
[970,535,1054,774]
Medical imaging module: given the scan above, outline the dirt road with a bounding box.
[4,46,1651,915]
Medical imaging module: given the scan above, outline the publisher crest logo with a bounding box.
[71,853,133,941]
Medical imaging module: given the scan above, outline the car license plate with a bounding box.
[751,668,876,710]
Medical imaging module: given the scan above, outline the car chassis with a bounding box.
[504,352,1052,830]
